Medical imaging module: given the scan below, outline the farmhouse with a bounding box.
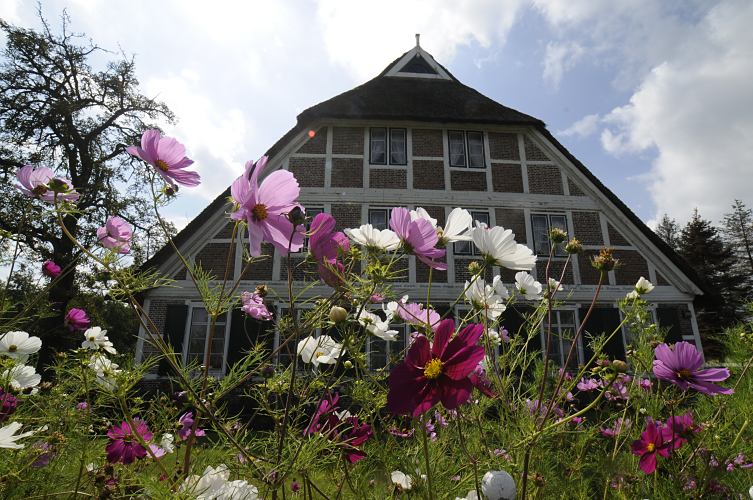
[135,42,705,379]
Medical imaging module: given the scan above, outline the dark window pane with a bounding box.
[579,307,625,363]
[449,131,466,167]
[369,209,389,230]
[370,128,387,164]
[531,215,550,255]
[467,132,485,168]
[550,215,568,256]
[389,129,407,165]
[657,307,683,344]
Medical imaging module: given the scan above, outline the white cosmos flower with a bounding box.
[515,272,542,300]
[470,225,536,270]
[3,364,41,392]
[0,331,42,362]
[182,464,259,500]
[440,207,473,243]
[547,278,563,295]
[455,491,479,500]
[88,354,121,391]
[626,290,640,300]
[482,470,517,500]
[357,310,399,341]
[634,276,655,295]
[383,295,409,320]
[160,433,175,454]
[464,276,508,320]
[390,470,413,491]
[81,327,117,354]
[296,335,344,367]
[344,224,400,251]
[410,207,438,228]
[0,422,35,449]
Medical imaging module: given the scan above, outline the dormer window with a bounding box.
[370,128,407,166]
[449,131,485,168]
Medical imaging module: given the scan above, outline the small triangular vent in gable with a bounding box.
[385,40,452,81]
[399,54,438,75]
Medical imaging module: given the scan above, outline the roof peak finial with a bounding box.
[415,33,420,48]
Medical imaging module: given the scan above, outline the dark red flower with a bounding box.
[661,412,698,450]
[304,393,372,464]
[631,419,670,474]
[387,320,485,418]
[105,419,153,464]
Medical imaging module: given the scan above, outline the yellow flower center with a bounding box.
[676,368,693,380]
[423,358,443,380]
[8,344,17,352]
[155,159,170,172]
[32,185,48,196]
[88,336,96,342]
[646,443,655,453]
[252,203,269,221]
[315,350,325,358]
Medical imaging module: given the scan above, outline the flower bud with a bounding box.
[287,206,306,227]
[564,238,583,254]
[329,305,348,323]
[549,227,568,244]
[261,365,275,379]
[467,261,482,275]
[343,360,353,369]
[611,360,628,373]
[48,177,71,193]
[163,184,178,197]
[255,284,268,298]
[591,248,618,272]
[482,470,516,500]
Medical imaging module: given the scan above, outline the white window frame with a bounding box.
[539,308,581,368]
[369,127,407,166]
[366,317,408,370]
[449,130,486,169]
[368,207,392,231]
[183,303,231,377]
[530,212,568,257]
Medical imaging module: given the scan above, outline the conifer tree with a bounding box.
[655,213,680,249]
[721,199,753,295]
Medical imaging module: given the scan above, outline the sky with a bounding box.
[2,0,752,231]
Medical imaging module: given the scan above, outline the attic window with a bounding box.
[449,130,486,168]
[399,55,438,75]
[370,128,407,166]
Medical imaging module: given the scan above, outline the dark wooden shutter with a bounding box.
[226,308,276,369]
[656,307,683,344]
[503,306,539,352]
[579,307,625,362]
[159,304,188,376]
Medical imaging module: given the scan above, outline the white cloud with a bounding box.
[558,113,600,138]
[542,41,583,88]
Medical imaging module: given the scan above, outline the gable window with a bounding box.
[368,208,392,231]
[370,128,407,166]
[454,210,490,256]
[531,213,568,256]
[185,306,228,375]
[449,130,485,168]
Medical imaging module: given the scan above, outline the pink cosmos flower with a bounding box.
[387,320,485,418]
[0,388,18,423]
[64,308,90,332]
[396,302,441,330]
[601,417,631,438]
[304,393,372,464]
[96,216,133,254]
[126,129,200,188]
[653,341,733,395]
[230,156,304,257]
[661,412,698,450]
[469,362,496,398]
[42,260,61,279]
[308,213,350,288]
[389,207,446,270]
[240,291,272,321]
[16,165,79,203]
[176,411,206,441]
[106,419,153,464]
[577,378,601,392]
[631,419,671,474]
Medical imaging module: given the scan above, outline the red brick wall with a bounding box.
[420,206,446,226]
[578,253,602,285]
[331,158,363,188]
[656,272,670,286]
[289,157,326,187]
[536,259,574,285]
[568,177,586,197]
[415,260,448,283]
[607,223,630,246]
[413,160,445,190]
[450,171,487,191]
[527,165,563,195]
[370,168,407,189]
[488,132,520,160]
[332,127,364,155]
[613,250,649,285]
[454,259,492,283]
[279,256,318,282]
[296,127,327,154]
[572,211,604,246]
[240,243,274,281]
[412,129,443,157]
[524,136,550,161]
[195,243,235,278]
[331,204,362,232]
[495,208,526,241]
[492,164,524,193]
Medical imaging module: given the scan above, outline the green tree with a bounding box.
[721,199,753,295]
[0,12,175,370]
[677,209,745,355]
[654,213,679,249]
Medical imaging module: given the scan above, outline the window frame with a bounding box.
[539,308,581,367]
[454,210,490,256]
[531,212,569,257]
[368,207,392,231]
[183,303,231,376]
[369,127,407,166]
[448,130,486,169]
[366,316,408,370]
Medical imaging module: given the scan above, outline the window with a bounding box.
[531,213,568,256]
[449,130,485,168]
[541,310,579,368]
[276,307,324,369]
[370,128,407,166]
[368,208,392,230]
[368,321,407,369]
[301,207,324,252]
[454,210,490,255]
[185,306,228,374]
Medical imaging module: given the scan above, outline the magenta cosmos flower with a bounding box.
[240,291,272,320]
[176,411,206,441]
[16,165,79,203]
[389,207,446,270]
[309,213,350,288]
[230,156,304,257]
[631,419,671,474]
[42,260,61,279]
[64,308,90,332]
[126,129,200,188]
[106,419,153,464]
[662,412,698,450]
[304,393,372,464]
[97,216,133,254]
[0,388,18,423]
[387,320,485,417]
[653,341,732,395]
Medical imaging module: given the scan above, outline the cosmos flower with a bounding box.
[0,388,18,423]
[182,464,260,500]
[230,156,304,257]
[357,310,399,341]
[411,207,474,245]
[464,276,508,320]
[81,327,116,354]
[304,393,372,464]
[176,412,206,441]
[634,276,655,295]
[42,260,61,279]
[470,225,536,270]
[515,272,542,300]
[344,224,400,251]
[16,165,79,203]
[601,417,631,438]
[64,308,90,332]
[387,320,485,417]
[390,207,446,270]
[653,341,733,395]
[0,331,42,362]
[96,216,133,254]
[3,364,41,392]
[0,422,35,449]
[631,419,671,474]
[390,471,413,491]
[297,335,344,367]
[126,129,200,188]
[394,302,441,330]
[88,354,121,391]
[308,213,350,288]
[662,412,698,450]
[240,291,272,321]
[106,419,154,464]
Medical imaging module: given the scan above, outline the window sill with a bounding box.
[449,166,487,171]
[369,164,408,169]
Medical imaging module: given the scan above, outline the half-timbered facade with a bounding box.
[135,44,704,379]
